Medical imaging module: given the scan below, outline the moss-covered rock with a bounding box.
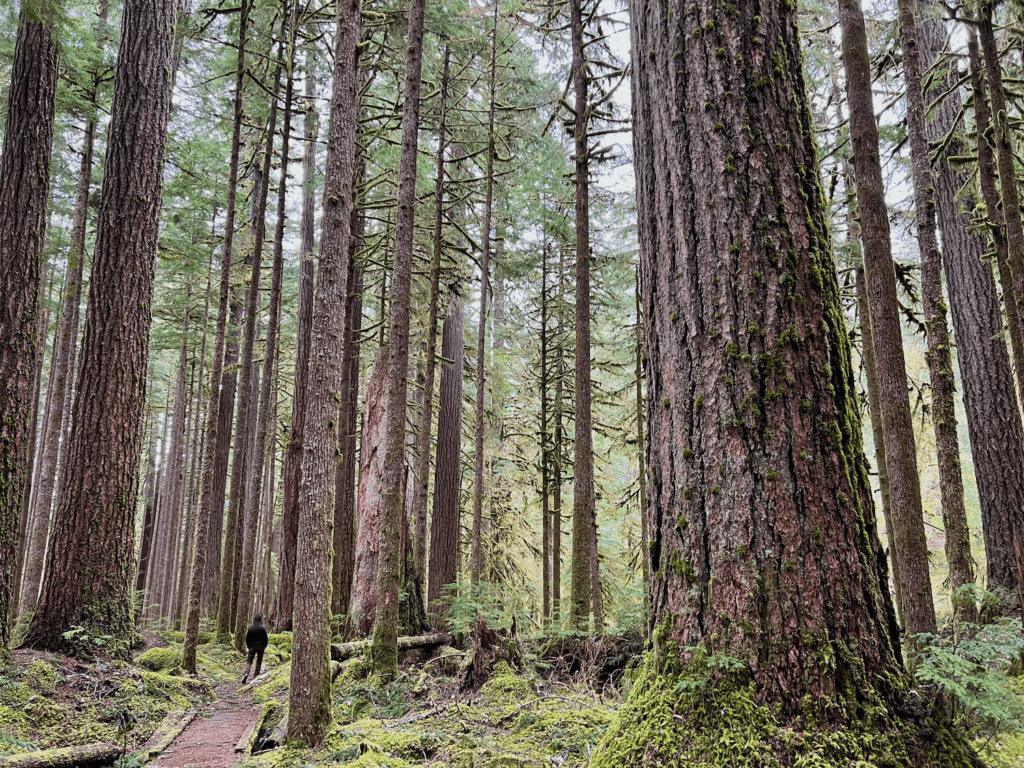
[136,647,182,671]
[268,633,292,653]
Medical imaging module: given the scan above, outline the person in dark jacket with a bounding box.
[241,613,269,684]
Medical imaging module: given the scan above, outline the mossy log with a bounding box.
[143,709,196,756]
[0,743,121,768]
[329,632,450,662]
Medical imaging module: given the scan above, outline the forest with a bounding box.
[3,0,1024,763]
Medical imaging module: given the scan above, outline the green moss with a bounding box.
[480,662,530,701]
[592,651,976,768]
[137,647,182,671]
[977,732,1024,767]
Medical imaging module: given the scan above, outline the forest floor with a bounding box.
[1,627,1024,767]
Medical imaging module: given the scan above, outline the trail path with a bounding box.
[150,682,262,768]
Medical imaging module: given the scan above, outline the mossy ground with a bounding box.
[0,643,213,757]
[4,630,1024,766]
[239,655,615,768]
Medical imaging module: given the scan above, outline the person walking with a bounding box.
[241,613,269,684]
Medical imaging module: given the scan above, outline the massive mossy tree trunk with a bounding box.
[288,0,361,744]
[24,0,175,658]
[595,0,979,763]
[0,0,59,659]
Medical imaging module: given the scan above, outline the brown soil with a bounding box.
[150,683,261,768]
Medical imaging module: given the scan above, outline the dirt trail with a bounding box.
[150,683,261,768]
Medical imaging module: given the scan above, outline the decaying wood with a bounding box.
[144,709,196,756]
[0,743,121,768]
[459,611,522,692]
[330,632,451,663]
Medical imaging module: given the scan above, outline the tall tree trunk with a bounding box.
[183,0,250,673]
[332,190,365,623]
[569,0,597,632]
[552,249,565,623]
[12,298,48,623]
[0,3,58,657]
[135,441,158,601]
[894,0,974,619]
[966,14,1024,602]
[288,0,361,743]
[372,0,428,667]
[21,78,101,617]
[427,300,465,625]
[837,0,936,636]
[595,0,974,759]
[24,0,175,657]
[276,46,319,633]
[233,26,288,651]
[412,47,451,585]
[918,0,1021,625]
[471,4,501,588]
[541,242,551,622]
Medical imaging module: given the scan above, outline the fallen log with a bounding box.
[0,743,122,768]
[330,632,451,663]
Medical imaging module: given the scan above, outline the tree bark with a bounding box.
[471,4,501,588]
[348,350,388,637]
[331,184,365,624]
[0,3,58,658]
[965,14,1024,602]
[569,0,598,633]
[276,46,319,633]
[838,0,936,636]
[541,242,551,622]
[427,299,465,626]
[412,47,452,585]
[595,0,976,760]
[918,0,1020,625]
[635,274,650,590]
[288,0,361,743]
[24,0,175,657]
[894,0,974,620]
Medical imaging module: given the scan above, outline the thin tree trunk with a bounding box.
[569,0,597,632]
[837,0,936,635]
[288,0,361,742]
[183,0,250,672]
[24,0,175,656]
[332,183,365,624]
[471,4,501,588]
[0,6,59,656]
[634,274,650,591]
[894,0,974,620]
[276,46,319,633]
[541,241,551,622]
[412,47,451,585]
